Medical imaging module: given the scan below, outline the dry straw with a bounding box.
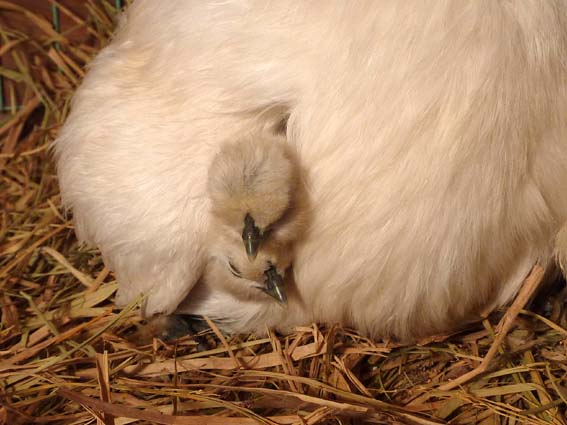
[1,1,566,424]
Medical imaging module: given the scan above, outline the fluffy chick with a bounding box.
[136,130,307,341]
[204,131,307,304]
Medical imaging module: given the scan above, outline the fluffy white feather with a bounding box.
[55,1,567,341]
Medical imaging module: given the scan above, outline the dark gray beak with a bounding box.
[262,265,287,304]
[242,213,262,261]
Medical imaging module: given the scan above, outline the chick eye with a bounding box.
[228,261,242,278]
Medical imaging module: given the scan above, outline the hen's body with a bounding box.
[55,1,567,341]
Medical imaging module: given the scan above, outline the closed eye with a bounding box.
[228,261,242,278]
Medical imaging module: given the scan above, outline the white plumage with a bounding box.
[55,1,567,341]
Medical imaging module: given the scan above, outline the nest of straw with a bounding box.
[1,2,567,424]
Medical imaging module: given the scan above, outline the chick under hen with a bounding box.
[204,130,306,305]
[55,1,567,342]
[134,128,305,341]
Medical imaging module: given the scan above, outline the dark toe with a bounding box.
[160,315,194,341]
[178,314,210,334]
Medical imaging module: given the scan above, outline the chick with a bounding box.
[204,131,307,305]
[135,130,307,341]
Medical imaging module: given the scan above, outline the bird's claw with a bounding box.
[242,213,261,260]
[261,265,287,304]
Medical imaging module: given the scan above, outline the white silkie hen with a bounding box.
[55,1,567,342]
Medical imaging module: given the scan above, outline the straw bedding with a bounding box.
[1,1,566,424]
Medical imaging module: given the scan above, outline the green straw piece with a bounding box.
[51,4,61,51]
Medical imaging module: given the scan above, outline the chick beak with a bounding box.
[262,266,287,305]
[242,213,261,261]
